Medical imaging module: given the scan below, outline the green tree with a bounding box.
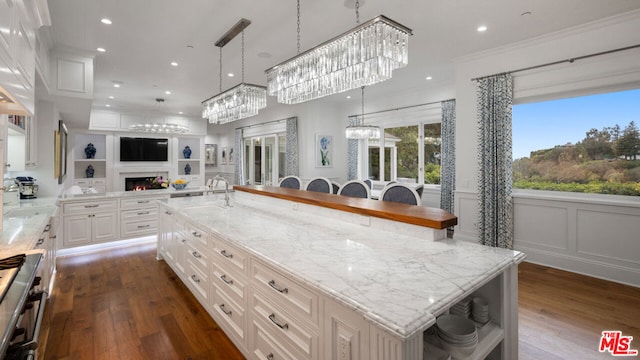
[616,121,640,160]
[581,127,613,160]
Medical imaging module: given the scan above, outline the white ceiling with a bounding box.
[44,0,640,128]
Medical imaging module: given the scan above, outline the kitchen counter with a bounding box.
[57,186,223,201]
[0,198,58,258]
[162,190,526,340]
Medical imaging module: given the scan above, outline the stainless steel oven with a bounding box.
[0,253,46,360]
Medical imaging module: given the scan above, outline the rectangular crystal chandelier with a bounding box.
[202,18,267,124]
[265,15,412,105]
[202,83,267,124]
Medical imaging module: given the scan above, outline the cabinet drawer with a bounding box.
[73,179,91,187]
[120,196,165,210]
[121,218,157,238]
[252,318,310,360]
[251,290,318,359]
[91,178,106,185]
[185,241,210,275]
[212,236,248,274]
[184,222,209,248]
[186,262,209,303]
[252,261,319,325]
[212,287,246,344]
[63,199,117,214]
[212,263,246,306]
[120,208,157,220]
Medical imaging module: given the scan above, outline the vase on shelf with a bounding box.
[183,145,192,159]
[85,165,95,178]
[184,163,191,175]
[85,143,96,159]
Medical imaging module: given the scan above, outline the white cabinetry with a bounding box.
[6,123,25,172]
[33,214,58,296]
[62,199,118,247]
[119,195,167,239]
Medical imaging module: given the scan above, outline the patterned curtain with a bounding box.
[476,74,514,249]
[347,116,359,180]
[234,128,243,185]
[440,99,456,236]
[285,117,299,176]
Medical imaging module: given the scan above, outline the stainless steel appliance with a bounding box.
[0,253,46,360]
[15,177,38,200]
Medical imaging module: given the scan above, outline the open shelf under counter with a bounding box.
[424,320,504,360]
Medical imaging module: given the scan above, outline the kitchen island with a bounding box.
[157,186,525,360]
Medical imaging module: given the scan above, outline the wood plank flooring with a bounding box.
[39,244,640,359]
[38,243,245,360]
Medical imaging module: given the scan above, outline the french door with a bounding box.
[244,134,282,186]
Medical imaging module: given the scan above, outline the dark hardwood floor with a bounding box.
[39,242,245,360]
[39,244,640,359]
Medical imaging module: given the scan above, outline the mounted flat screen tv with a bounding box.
[120,137,169,161]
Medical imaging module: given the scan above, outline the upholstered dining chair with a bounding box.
[304,177,332,193]
[331,181,341,194]
[278,175,301,189]
[338,180,370,199]
[379,183,422,206]
[363,179,373,189]
[414,184,424,197]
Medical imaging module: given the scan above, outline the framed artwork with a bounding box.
[315,134,332,167]
[205,144,217,166]
[221,146,234,165]
[221,147,227,165]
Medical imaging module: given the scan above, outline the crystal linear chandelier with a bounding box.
[130,98,189,134]
[265,1,412,105]
[346,86,380,139]
[202,19,267,124]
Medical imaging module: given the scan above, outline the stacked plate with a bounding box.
[436,314,478,358]
[472,296,490,324]
[449,297,472,318]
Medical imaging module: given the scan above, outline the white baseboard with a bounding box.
[56,236,157,258]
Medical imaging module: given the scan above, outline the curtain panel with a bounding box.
[476,74,514,249]
[285,117,299,176]
[440,99,456,218]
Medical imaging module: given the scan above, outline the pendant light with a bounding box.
[345,86,380,139]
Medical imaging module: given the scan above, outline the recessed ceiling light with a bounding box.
[426,76,432,80]
[346,95,351,99]
[106,104,111,107]
[227,73,234,77]
[101,18,112,25]
[108,95,114,99]
[170,62,178,67]
[178,111,184,115]
[165,90,171,95]
[477,25,488,32]
[97,47,106,52]
[113,83,120,88]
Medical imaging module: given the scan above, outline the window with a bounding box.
[512,88,640,196]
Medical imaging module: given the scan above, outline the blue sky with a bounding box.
[512,88,640,160]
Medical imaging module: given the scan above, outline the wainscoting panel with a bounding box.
[576,208,640,266]
[514,202,569,251]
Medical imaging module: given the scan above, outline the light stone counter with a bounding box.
[56,186,222,202]
[0,197,58,258]
[163,191,526,340]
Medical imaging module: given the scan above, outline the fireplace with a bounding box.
[125,176,168,191]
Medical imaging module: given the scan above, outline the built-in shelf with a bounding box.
[423,320,504,360]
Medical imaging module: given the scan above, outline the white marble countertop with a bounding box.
[162,193,526,340]
[0,197,58,258]
[57,186,227,202]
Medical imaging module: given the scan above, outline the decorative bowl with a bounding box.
[171,182,189,190]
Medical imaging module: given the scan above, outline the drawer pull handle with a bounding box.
[137,225,150,229]
[219,303,232,316]
[268,313,288,330]
[192,251,201,259]
[84,204,99,208]
[268,280,288,294]
[191,275,200,283]
[137,211,150,215]
[220,250,233,258]
[44,224,51,232]
[267,354,274,360]
[220,274,233,285]
[137,200,150,203]
[181,238,187,243]
[191,231,201,238]
[165,211,172,215]
[36,238,45,246]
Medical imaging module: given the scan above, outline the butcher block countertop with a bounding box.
[233,185,458,230]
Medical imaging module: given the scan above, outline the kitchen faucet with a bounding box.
[213,175,230,206]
